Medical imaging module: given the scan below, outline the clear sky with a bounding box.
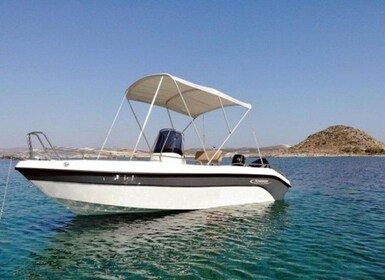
[1,1,385,149]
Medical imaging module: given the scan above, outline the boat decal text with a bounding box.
[249,179,271,185]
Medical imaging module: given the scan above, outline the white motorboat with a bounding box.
[16,73,291,215]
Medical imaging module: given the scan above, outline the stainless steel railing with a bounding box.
[27,131,61,160]
[25,131,141,160]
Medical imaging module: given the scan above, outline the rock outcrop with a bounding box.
[289,125,385,155]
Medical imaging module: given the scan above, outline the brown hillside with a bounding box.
[289,125,385,155]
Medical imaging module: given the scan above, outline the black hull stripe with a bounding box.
[16,167,290,200]
[15,167,291,188]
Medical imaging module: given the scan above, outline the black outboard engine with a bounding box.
[250,157,270,168]
[232,154,246,166]
[153,129,183,156]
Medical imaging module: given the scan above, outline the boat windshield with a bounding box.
[153,129,183,156]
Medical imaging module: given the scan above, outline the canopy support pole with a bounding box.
[97,94,126,159]
[172,80,209,160]
[219,97,231,134]
[128,100,152,151]
[182,118,195,133]
[202,115,206,147]
[130,76,164,160]
[166,108,175,129]
[250,110,264,164]
[208,107,251,165]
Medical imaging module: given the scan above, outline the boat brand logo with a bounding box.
[249,179,271,185]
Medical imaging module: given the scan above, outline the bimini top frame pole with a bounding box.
[130,75,164,159]
[171,78,209,160]
[208,107,251,165]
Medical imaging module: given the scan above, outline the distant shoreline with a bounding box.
[2,149,385,160]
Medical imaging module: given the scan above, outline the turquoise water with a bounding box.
[1,157,384,279]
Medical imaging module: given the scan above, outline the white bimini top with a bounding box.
[125,73,252,118]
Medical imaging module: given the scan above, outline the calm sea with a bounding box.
[0,157,384,279]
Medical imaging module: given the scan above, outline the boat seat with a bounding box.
[195,150,223,165]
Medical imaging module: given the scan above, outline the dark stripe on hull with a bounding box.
[16,167,290,200]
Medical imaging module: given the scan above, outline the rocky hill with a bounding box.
[289,125,385,155]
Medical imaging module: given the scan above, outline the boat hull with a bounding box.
[31,180,280,215]
[16,160,291,215]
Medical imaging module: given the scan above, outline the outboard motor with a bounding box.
[153,129,183,156]
[232,154,246,166]
[250,157,270,168]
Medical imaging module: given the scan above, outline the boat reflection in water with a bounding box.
[20,202,290,278]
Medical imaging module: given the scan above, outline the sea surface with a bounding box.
[0,157,384,279]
